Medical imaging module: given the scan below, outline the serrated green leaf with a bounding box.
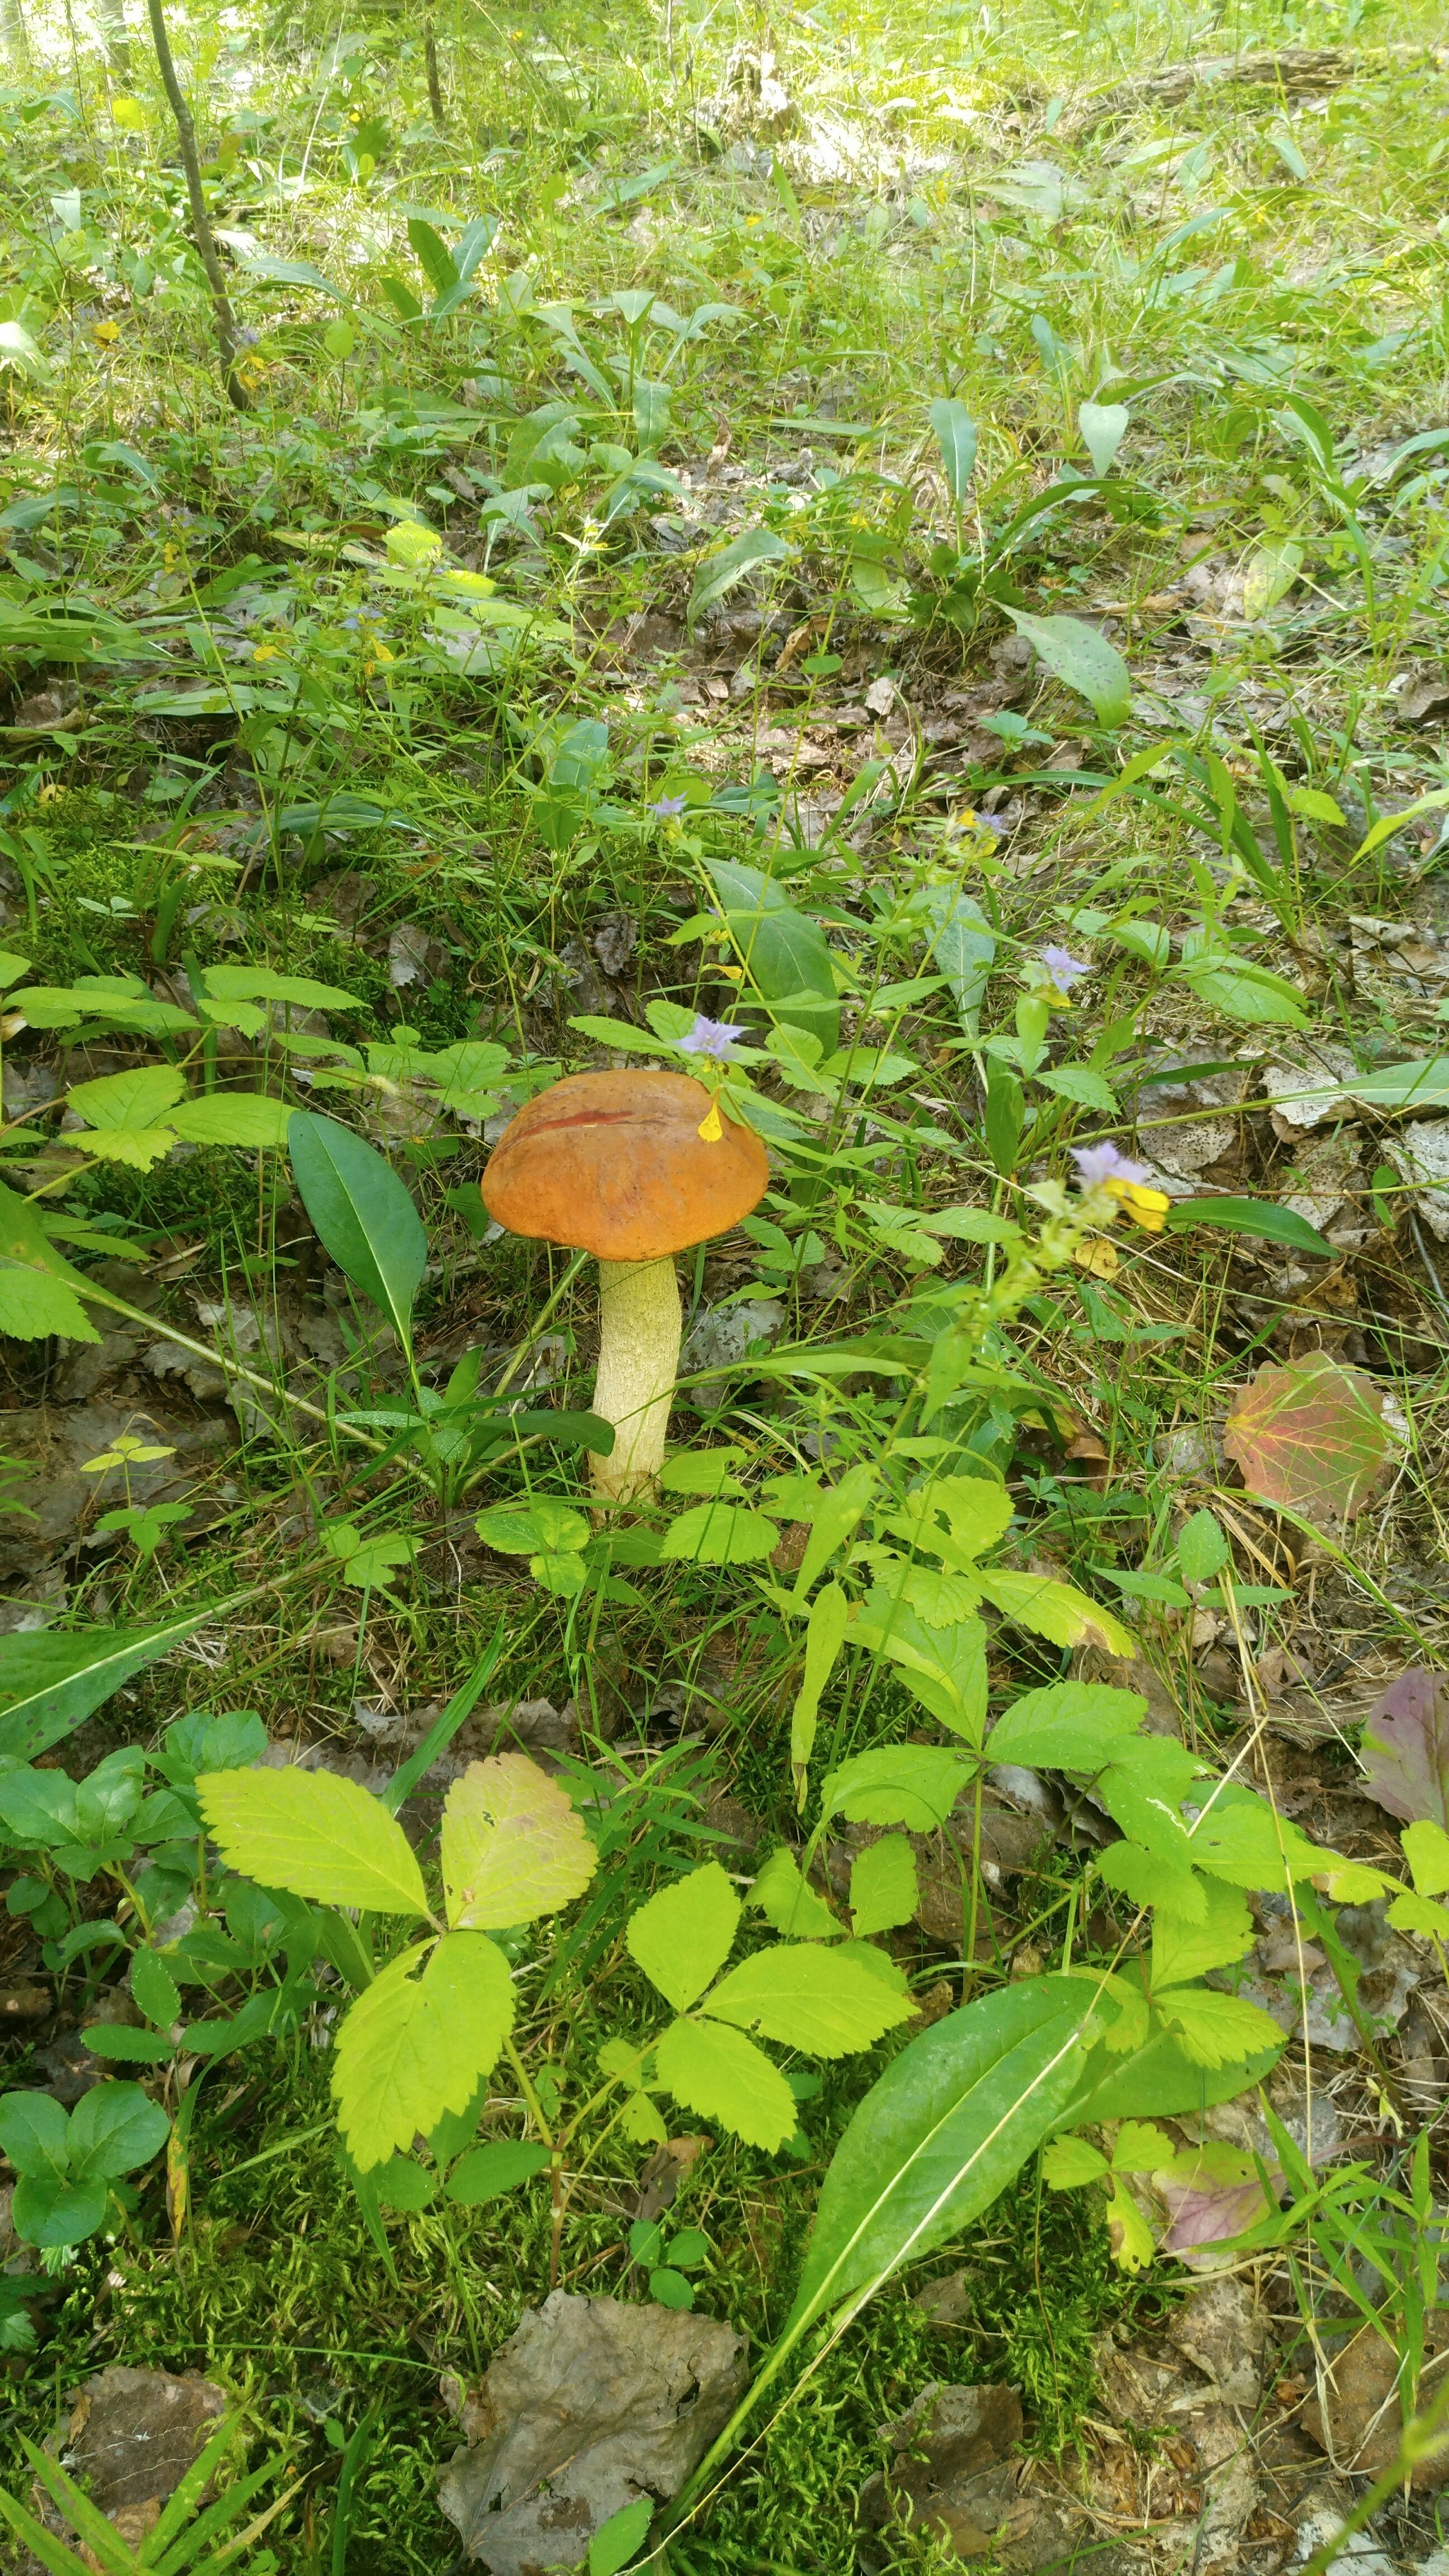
[168,1095,294,1150]
[1041,2134,1109,2188]
[654,2016,797,2151]
[986,1681,1147,1771]
[66,1065,183,1129]
[1150,1879,1254,1989]
[750,1846,839,1943]
[703,1943,916,2056]
[821,1744,968,1832]
[440,1752,596,1930]
[1158,1984,1286,2069]
[332,1933,515,2169]
[0,1613,205,1762]
[849,1836,918,1938]
[627,1860,740,2011]
[197,1766,429,1916]
[590,2497,654,2576]
[974,1570,1135,1657]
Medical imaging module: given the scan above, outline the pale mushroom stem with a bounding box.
[590,1256,682,1507]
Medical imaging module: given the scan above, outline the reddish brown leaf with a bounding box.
[1223,1353,1387,1520]
[1360,1668,1449,1828]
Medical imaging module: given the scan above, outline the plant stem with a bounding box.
[145,0,250,410]
[425,21,444,124]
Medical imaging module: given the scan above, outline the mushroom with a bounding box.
[481,1068,768,1507]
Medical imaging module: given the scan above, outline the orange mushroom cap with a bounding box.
[480,1069,769,1263]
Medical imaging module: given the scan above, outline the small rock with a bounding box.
[913,2271,973,2328]
[61,2366,229,2511]
[1165,2275,1266,2407]
[1303,2316,1449,2487]
[388,922,446,987]
[437,2292,747,2574]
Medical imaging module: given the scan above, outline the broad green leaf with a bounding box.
[1150,1880,1254,1989]
[1158,1984,1286,2069]
[333,1932,515,2169]
[1112,2120,1176,2172]
[1092,1735,1202,1863]
[197,1766,429,1916]
[440,1753,596,1929]
[627,1861,741,2011]
[891,1475,1013,1565]
[0,1264,101,1342]
[986,1681,1146,1772]
[0,1767,79,1843]
[13,2175,107,2246]
[66,1065,183,1129]
[1166,1197,1333,1260]
[686,525,791,632]
[849,1836,918,1938]
[920,885,996,1035]
[444,2141,550,2205]
[1388,1889,1449,1937]
[1184,1783,1332,1890]
[168,1095,294,1150]
[852,1594,988,1743]
[1078,400,1130,477]
[130,1948,180,2031]
[239,251,345,299]
[703,1944,916,2056]
[974,1570,1134,1657]
[1095,1840,1206,1923]
[821,1745,968,1832]
[1035,1063,1119,1114]
[658,1449,746,1497]
[750,1847,839,1941]
[1041,2134,1108,2188]
[201,965,362,1011]
[654,2016,797,2151]
[790,1580,848,1798]
[408,216,460,297]
[1005,609,1131,728]
[928,397,978,500]
[1177,1510,1230,1585]
[1175,947,1307,1028]
[1062,2023,1283,2127]
[0,2092,69,2180]
[0,1613,206,1762]
[474,1502,591,1555]
[288,1112,427,1351]
[591,2498,654,2576]
[660,1502,780,1565]
[1404,1819,1449,1898]
[66,2082,169,2181]
[707,858,839,1054]
[786,1977,1097,2336]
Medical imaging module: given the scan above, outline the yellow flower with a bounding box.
[716,962,743,981]
[251,642,281,662]
[697,1098,724,1142]
[93,318,120,345]
[1107,1177,1171,1234]
[36,782,66,803]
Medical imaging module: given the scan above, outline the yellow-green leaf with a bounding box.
[627,1861,740,2012]
[439,1752,596,1930]
[197,1765,429,1915]
[654,2016,797,2151]
[332,1931,514,2168]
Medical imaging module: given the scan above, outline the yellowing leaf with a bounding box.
[975,1570,1134,1657]
[627,1861,741,2011]
[332,1931,514,2168]
[439,1752,596,1930]
[1106,2173,1157,2272]
[197,1765,429,1916]
[654,2016,797,2151]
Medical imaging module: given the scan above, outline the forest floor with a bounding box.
[4,0,1449,2568]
